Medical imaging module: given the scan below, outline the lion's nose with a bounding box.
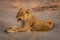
[19,19,22,21]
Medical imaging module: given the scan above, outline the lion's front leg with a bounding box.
[6,26,31,33]
[6,27,19,33]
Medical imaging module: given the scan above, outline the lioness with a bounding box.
[6,8,55,33]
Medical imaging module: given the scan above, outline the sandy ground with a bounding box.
[0,0,60,40]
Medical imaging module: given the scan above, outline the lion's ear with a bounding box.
[18,8,23,14]
[19,8,23,11]
[25,9,30,14]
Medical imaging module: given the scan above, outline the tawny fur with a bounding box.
[6,9,55,33]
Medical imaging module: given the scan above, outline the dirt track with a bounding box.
[0,0,60,40]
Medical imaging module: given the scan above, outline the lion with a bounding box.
[6,8,55,33]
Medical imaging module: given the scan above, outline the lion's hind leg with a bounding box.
[46,19,55,29]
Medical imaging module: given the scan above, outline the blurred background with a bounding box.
[0,0,60,40]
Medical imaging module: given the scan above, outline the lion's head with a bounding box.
[16,8,32,21]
